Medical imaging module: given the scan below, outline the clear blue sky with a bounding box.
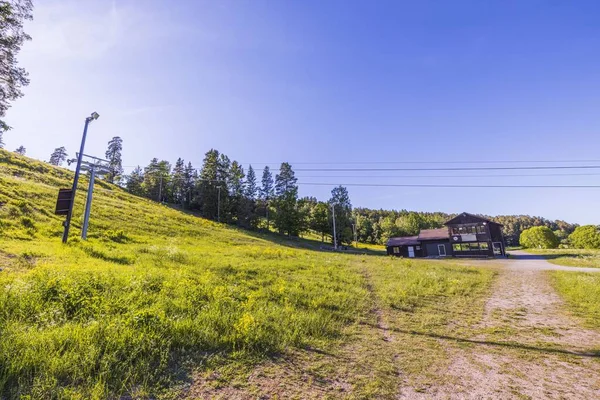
[5,0,600,224]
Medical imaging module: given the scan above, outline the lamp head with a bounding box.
[90,112,100,120]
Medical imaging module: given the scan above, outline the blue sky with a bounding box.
[5,0,600,224]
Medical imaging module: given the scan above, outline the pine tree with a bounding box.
[49,146,68,166]
[126,166,144,196]
[229,161,245,225]
[311,201,331,242]
[273,162,300,236]
[0,0,33,132]
[329,185,353,245]
[260,166,274,200]
[143,158,171,202]
[245,165,258,200]
[183,162,196,208]
[198,149,220,220]
[105,136,124,184]
[259,166,275,229]
[14,145,25,155]
[171,157,185,205]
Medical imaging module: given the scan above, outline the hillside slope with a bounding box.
[0,150,494,399]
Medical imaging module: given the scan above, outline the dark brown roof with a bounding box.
[444,212,503,227]
[417,228,449,241]
[387,236,419,246]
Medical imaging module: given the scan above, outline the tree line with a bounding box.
[351,209,578,246]
[122,148,354,245]
[29,135,583,248]
[520,225,600,249]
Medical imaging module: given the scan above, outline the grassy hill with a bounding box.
[0,150,495,399]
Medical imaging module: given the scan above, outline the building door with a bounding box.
[438,244,447,257]
[408,246,415,258]
[492,242,503,256]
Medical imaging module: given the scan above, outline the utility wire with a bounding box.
[239,159,600,165]
[294,172,600,178]
[289,165,600,172]
[297,182,600,188]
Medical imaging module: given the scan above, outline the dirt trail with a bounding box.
[402,253,600,399]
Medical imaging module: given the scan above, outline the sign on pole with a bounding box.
[55,189,73,215]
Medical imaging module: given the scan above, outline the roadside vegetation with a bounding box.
[526,248,600,268]
[0,151,495,398]
[550,271,600,327]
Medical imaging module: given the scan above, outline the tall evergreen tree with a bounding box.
[311,201,331,242]
[183,161,196,208]
[273,162,300,236]
[49,146,68,166]
[245,165,258,200]
[198,149,220,220]
[143,158,171,202]
[0,0,33,132]
[105,136,124,184]
[14,145,25,155]
[229,161,245,225]
[126,166,144,196]
[329,185,353,245]
[260,166,274,200]
[171,157,186,205]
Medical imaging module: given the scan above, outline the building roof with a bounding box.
[387,236,420,246]
[444,212,503,227]
[417,228,449,241]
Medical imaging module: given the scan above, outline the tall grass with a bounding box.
[0,150,495,398]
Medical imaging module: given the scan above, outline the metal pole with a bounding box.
[82,164,96,240]
[62,117,91,243]
[332,203,337,250]
[266,197,269,230]
[217,186,221,222]
[158,175,162,203]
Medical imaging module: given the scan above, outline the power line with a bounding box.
[297,182,600,188]
[240,159,600,165]
[289,165,600,172]
[294,172,600,178]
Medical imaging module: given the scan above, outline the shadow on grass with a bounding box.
[363,322,600,358]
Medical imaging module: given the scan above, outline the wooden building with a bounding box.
[386,212,505,258]
[445,212,505,257]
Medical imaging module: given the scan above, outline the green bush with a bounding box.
[519,226,559,249]
[569,225,600,249]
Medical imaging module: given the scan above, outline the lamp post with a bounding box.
[62,112,99,244]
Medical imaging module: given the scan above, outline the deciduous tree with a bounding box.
[519,226,559,249]
[569,225,600,249]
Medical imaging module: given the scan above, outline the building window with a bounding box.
[460,243,470,251]
[480,242,489,250]
[393,247,400,254]
[453,244,461,252]
[469,243,480,251]
[477,225,486,234]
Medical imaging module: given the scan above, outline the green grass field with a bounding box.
[0,150,495,398]
[525,248,600,268]
[549,271,600,328]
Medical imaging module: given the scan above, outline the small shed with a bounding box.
[386,236,422,258]
[418,228,451,257]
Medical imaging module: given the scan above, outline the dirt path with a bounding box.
[402,253,600,399]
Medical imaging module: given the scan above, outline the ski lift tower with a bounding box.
[67,153,111,240]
